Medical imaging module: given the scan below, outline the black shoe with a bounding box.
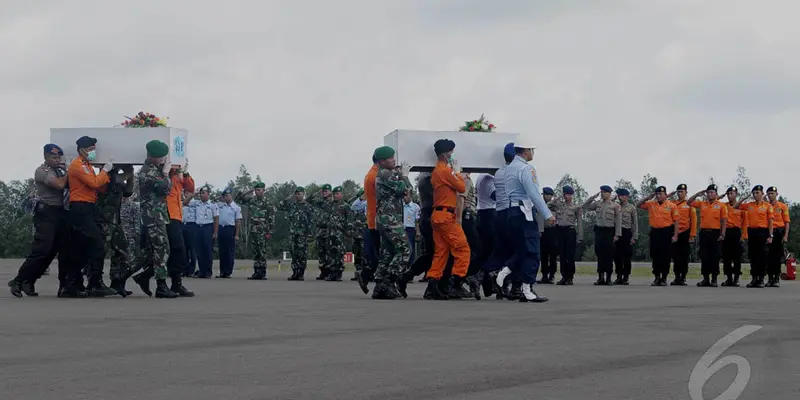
[58,284,87,298]
[155,279,179,298]
[423,279,448,300]
[565,278,574,285]
[556,277,567,286]
[19,281,38,297]
[710,276,719,287]
[315,269,328,280]
[110,279,129,297]
[371,281,398,300]
[507,282,522,301]
[612,275,623,285]
[651,276,661,286]
[720,277,735,287]
[133,273,153,297]
[448,276,472,299]
[733,274,741,285]
[247,273,267,280]
[356,269,372,294]
[8,279,23,298]
[87,280,117,297]
[621,275,630,285]
[697,278,711,287]
[171,276,195,297]
[466,275,482,300]
[350,272,358,281]
[481,272,496,297]
[396,272,413,299]
[594,274,606,286]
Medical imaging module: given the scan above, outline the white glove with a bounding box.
[451,158,462,174]
[101,158,114,172]
[400,162,411,177]
[182,158,189,174]
[162,162,172,175]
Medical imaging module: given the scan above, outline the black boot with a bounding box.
[697,275,711,287]
[396,271,413,298]
[155,279,179,298]
[612,274,623,285]
[721,274,734,287]
[621,275,630,285]
[481,272,495,297]
[449,276,472,299]
[466,275,482,300]
[20,281,38,297]
[133,271,153,297]
[8,279,23,298]
[710,275,719,287]
[87,278,115,297]
[659,273,669,286]
[733,274,741,286]
[594,272,606,286]
[287,270,299,281]
[171,275,195,297]
[651,275,661,286]
[350,271,358,281]
[247,268,267,280]
[605,272,613,286]
[316,267,329,280]
[356,268,372,294]
[371,280,398,300]
[58,283,87,298]
[507,282,522,301]
[326,270,343,282]
[423,279,448,300]
[110,278,129,297]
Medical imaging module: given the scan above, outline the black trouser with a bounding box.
[650,227,673,277]
[166,219,188,278]
[594,226,615,274]
[366,229,382,271]
[408,210,434,276]
[699,229,721,277]
[614,228,633,276]
[672,229,691,276]
[748,227,769,278]
[768,227,785,276]
[462,210,481,277]
[183,222,198,275]
[722,227,743,276]
[540,226,558,278]
[69,202,105,282]
[483,209,513,273]
[558,226,577,279]
[476,209,496,270]
[16,204,72,285]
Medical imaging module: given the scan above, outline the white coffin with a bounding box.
[383,130,519,173]
[49,127,188,166]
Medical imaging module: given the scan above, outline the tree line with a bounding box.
[2,165,798,263]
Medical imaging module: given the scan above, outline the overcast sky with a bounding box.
[3,0,798,199]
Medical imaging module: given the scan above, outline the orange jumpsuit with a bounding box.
[428,160,470,279]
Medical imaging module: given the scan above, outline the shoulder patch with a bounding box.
[82,165,91,174]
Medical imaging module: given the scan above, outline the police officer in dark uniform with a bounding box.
[538,187,558,284]
[8,144,78,297]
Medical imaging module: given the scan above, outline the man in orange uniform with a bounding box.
[162,160,195,296]
[737,185,774,288]
[67,136,117,297]
[668,184,697,286]
[425,139,471,300]
[766,186,789,287]
[687,185,727,287]
[356,155,381,294]
[721,187,747,286]
[637,186,680,286]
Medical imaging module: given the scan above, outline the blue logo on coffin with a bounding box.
[173,136,185,157]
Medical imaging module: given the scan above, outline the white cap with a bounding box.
[514,137,536,149]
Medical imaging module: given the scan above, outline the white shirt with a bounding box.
[476,174,496,210]
[403,201,420,228]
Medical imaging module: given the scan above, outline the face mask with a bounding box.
[86,150,97,161]
[448,156,454,164]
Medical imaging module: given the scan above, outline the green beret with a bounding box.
[357,189,364,197]
[321,184,332,191]
[253,182,265,189]
[332,186,342,193]
[294,186,305,193]
[146,140,169,158]
[373,146,395,160]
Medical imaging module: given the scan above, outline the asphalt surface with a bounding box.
[1,259,798,400]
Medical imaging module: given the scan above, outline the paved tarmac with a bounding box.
[1,259,798,400]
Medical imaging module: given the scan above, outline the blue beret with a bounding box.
[222,188,232,195]
[562,185,574,195]
[616,188,630,196]
[600,185,613,193]
[503,143,515,157]
[542,187,554,195]
[44,144,63,156]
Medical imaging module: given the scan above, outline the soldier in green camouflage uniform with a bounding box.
[278,186,312,280]
[98,165,135,297]
[372,146,412,299]
[128,140,179,299]
[308,184,334,280]
[324,186,352,281]
[349,190,367,281]
[235,181,276,280]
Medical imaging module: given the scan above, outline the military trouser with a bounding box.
[316,228,329,269]
[327,231,345,274]
[376,225,410,282]
[15,205,72,285]
[352,237,364,271]
[131,218,170,280]
[99,220,132,281]
[250,227,269,276]
[289,233,308,277]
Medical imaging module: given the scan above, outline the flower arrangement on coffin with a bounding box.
[121,111,168,128]
[458,114,495,132]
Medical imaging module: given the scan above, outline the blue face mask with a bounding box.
[86,150,97,161]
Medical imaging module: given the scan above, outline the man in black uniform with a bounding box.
[8,144,78,297]
[538,187,558,284]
